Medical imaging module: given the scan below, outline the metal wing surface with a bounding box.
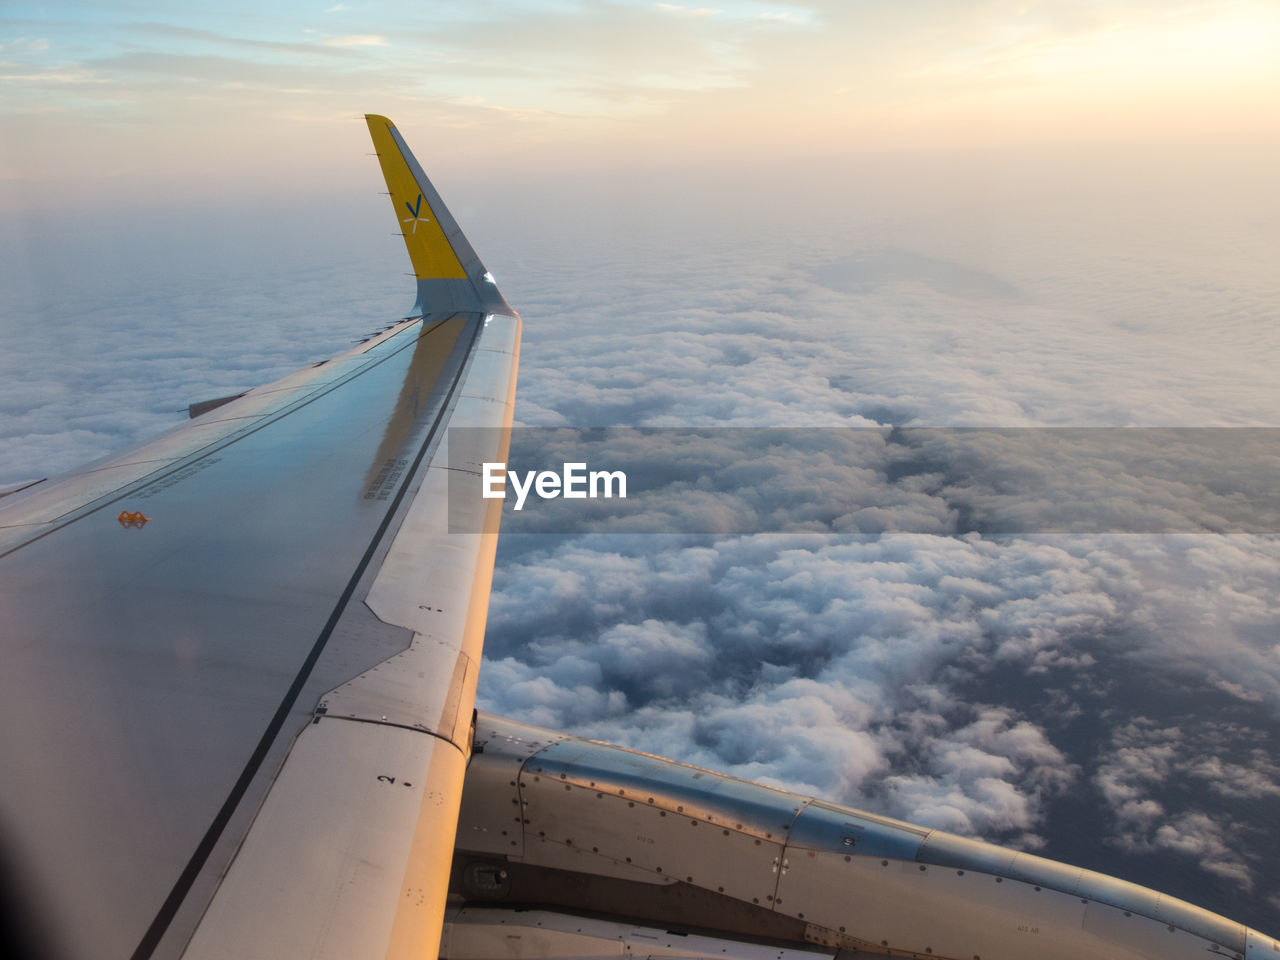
[0,116,517,960]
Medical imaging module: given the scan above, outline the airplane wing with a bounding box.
[0,116,518,960]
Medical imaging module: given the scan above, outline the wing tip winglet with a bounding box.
[364,114,515,318]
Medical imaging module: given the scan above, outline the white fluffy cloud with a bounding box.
[1094,720,1277,892]
[481,532,1127,843]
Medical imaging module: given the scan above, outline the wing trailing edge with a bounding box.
[365,114,515,319]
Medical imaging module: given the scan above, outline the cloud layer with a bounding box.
[472,174,1278,928]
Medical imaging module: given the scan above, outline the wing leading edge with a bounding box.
[0,120,518,960]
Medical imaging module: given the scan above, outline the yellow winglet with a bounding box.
[365,115,468,281]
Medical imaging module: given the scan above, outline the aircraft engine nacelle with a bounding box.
[448,713,1276,960]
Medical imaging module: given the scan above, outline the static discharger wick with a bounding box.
[118,510,150,528]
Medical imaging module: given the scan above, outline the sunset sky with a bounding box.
[2,0,1278,206]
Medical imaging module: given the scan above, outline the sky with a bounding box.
[3,0,1280,936]
[3,0,1279,203]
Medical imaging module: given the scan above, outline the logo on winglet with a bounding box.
[402,193,430,234]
